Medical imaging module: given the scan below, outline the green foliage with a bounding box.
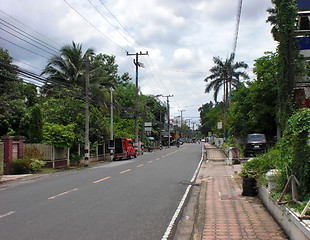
[41,96,85,143]
[199,102,225,137]
[204,54,249,103]
[230,52,278,139]
[280,108,310,199]
[28,105,43,143]
[70,153,83,166]
[268,0,298,131]
[10,158,46,174]
[241,109,310,201]
[43,123,76,148]
[113,116,135,139]
[89,105,109,142]
[240,148,280,179]
[42,41,94,91]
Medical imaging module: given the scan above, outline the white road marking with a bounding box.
[161,145,204,240]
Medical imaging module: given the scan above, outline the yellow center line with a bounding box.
[136,164,144,168]
[48,188,78,200]
[156,157,161,161]
[120,169,132,174]
[93,176,111,184]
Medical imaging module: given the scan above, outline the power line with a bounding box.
[98,0,144,49]
[0,18,59,54]
[87,0,134,47]
[0,27,56,56]
[0,9,61,48]
[63,0,127,52]
[0,36,50,60]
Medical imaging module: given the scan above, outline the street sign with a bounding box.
[145,122,152,132]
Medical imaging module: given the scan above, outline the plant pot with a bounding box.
[242,177,257,196]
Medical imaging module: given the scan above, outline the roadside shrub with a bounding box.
[10,158,46,174]
[240,148,280,181]
[70,153,82,166]
[279,108,310,200]
[240,108,310,200]
[11,158,32,174]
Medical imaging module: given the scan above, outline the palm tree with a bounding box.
[266,1,279,42]
[41,41,94,94]
[204,54,249,104]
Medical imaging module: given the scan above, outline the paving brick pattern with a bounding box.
[202,144,288,240]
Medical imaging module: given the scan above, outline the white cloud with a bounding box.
[0,0,277,124]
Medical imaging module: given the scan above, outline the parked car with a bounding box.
[244,133,268,157]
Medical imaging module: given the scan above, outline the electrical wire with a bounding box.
[98,0,144,49]
[0,18,59,54]
[0,27,57,56]
[87,0,134,47]
[63,0,128,52]
[0,36,50,60]
[0,9,61,49]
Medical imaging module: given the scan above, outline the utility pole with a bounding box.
[179,110,185,128]
[127,51,148,153]
[161,95,173,148]
[110,87,114,161]
[84,58,90,167]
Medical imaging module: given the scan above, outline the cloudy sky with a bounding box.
[0,0,277,127]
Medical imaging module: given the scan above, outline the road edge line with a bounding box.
[161,144,204,240]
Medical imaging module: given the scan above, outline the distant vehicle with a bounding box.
[244,134,268,157]
[113,138,137,160]
[201,138,206,142]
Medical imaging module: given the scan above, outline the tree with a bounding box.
[41,96,85,143]
[199,102,225,137]
[204,54,249,103]
[0,48,27,136]
[28,105,43,143]
[41,41,94,94]
[267,0,298,133]
[229,52,279,139]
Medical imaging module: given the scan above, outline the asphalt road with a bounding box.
[0,143,203,240]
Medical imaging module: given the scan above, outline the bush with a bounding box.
[240,109,310,201]
[70,153,82,166]
[10,158,46,174]
[240,148,280,180]
[279,108,310,200]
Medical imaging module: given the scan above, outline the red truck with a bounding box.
[113,138,137,160]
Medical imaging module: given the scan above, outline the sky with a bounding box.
[0,0,277,128]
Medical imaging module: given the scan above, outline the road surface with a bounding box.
[0,143,203,240]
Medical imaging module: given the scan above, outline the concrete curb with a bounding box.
[259,185,310,240]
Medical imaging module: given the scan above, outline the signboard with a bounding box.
[217,122,222,129]
[145,122,152,132]
[297,0,310,11]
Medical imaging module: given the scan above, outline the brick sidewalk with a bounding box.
[202,144,288,240]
